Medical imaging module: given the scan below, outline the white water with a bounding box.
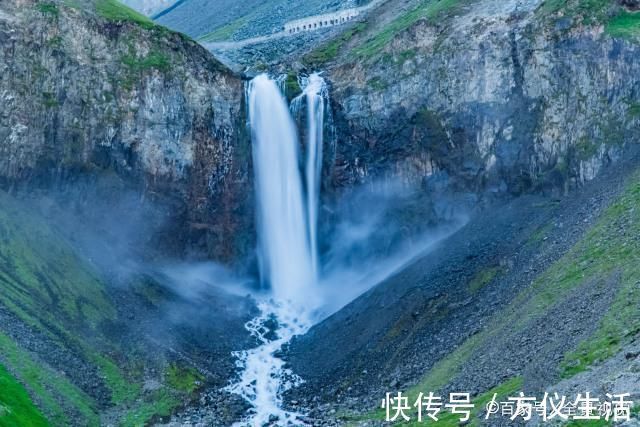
[226,301,309,426]
[248,74,317,307]
[301,74,327,277]
[226,74,327,426]
[296,74,327,278]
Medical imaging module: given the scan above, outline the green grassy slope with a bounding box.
[410,171,640,415]
[0,192,116,333]
[0,363,49,427]
[345,170,640,425]
[0,191,117,425]
[0,191,197,425]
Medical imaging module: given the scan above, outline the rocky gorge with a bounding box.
[0,0,640,425]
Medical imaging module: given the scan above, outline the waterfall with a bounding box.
[226,73,328,426]
[293,73,327,278]
[247,74,316,306]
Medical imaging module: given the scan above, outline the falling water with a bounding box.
[248,74,316,306]
[226,73,328,426]
[292,73,328,278]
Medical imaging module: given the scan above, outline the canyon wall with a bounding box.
[0,0,252,261]
[324,0,640,221]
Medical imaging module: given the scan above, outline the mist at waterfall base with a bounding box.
[198,73,467,426]
[244,73,464,319]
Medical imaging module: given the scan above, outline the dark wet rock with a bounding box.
[620,0,640,10]
[286,147,640,421]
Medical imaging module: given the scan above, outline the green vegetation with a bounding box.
[41,92,58,108]
[304,22,366,65]
[116,363,205,426]
[36,2,59,17]
[120,390,179,427]
[0,191,115,333]
[119,49,172,89]
[0,333,99,426]
[528,222,554,245]
[122,51,171,73]
[575,137,601,160]
[284,72,301,101]
[94,356,141,404]
[0,192,150,424]
[397,48,417,63]
[606,10,640,40]
[468,266,501,293]
[558,181,640,377]
[95,0,156,30]
[0,363,49,427]
[565,420,611,426]
[538,0,610,21]
[354,0,464,58]
[46,35,63,49]
[62,0,81,9]
[198,18,247,42]
[539,0,640,42]
[366,76,387,91]
[627,102,640,117]
[166,364,204,393]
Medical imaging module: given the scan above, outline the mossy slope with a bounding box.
[0,192,195,425]
[0,363,49,427]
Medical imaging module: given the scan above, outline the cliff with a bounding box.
[307,0,640,222]
[0,0,252,262]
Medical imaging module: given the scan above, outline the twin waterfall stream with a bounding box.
[225,73,329,426]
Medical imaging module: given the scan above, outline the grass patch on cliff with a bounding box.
[303,22,367,65]
[119,49,172,89]
[606,10,640,40]
[538,0,610,19]
[366,76,387,91]
[537,0,615,27]
[538,0,640,41]
[283,72,302,101]
[122,51,171,73]
[626,101,640,117]
[95,0,156,30]
[353,0,464,59]
[0,363,49,427]
[36,2,59,17]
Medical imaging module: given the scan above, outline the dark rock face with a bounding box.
[323,1,640,214]
[0,0,252,262]
[620,0,640,10]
